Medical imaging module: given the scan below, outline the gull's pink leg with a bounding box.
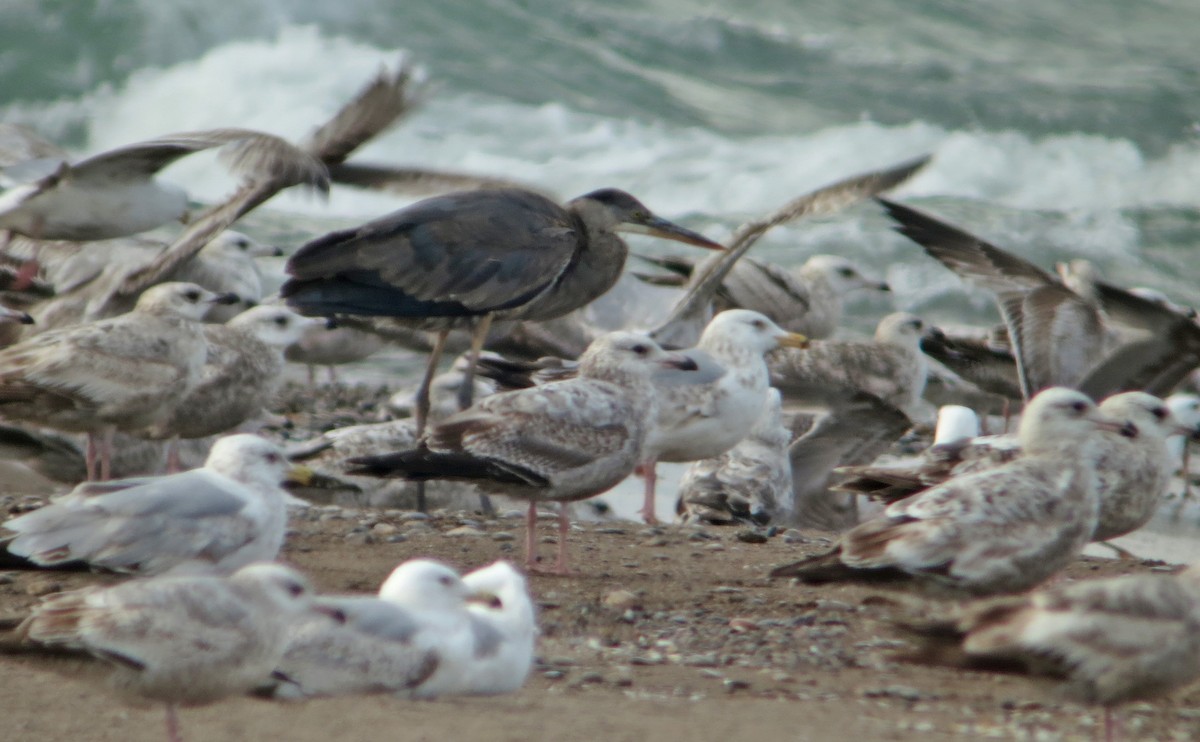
[165,436,182,474]
[85,433,99,481]
[165,703,183,742]
[640,458,659,525]
[524,501,539,571]
[99,426,115,481]
[551,503,575,575]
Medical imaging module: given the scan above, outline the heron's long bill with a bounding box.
[621,215,724,250]
[776,332,809,349]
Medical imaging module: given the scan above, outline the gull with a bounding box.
[640,253,890,338]
[637,309,807,523]
[839,392,1192,552]
[769,312,930,414]
[169,231,283,322]
[900,565,1200,741]
[1090,392,1196,546]
[270,559,535,699]
[879,198,1200,400]
[0,282,233,479]
[345,332,696,574]
[676,387,793,526]
[473,310,808,524]
[284,323,385,386]
[142,306,320,469]
[13,562,326,742]
[770,388,1129,596]
[0,128,326,243]
[3,434,295,575]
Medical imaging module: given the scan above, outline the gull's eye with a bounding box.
[286,581,305,597]
[1070,401,1087,413]
[184,289,201,302]
[837,267,854,277]
[265,452,281,464]
[273,316,289,327]
[752,319,766,330]
[630,344,648,356]
[438,575,454,587]
[1153,407,1168,421]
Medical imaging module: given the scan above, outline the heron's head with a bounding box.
[571,188,723,250]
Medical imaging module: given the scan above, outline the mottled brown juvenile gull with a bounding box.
[345,332,695,574]
[900,565,1200,741]
[3,434,293,575]
[643,253,890,339]
[676,388,793,526]
[770,312,930,414]
[142,306,320,469]
[0,282,231,479]
[637,309,807,523]
[13,562,325,742]
[284,322,385,385]
[771,388,1128,596]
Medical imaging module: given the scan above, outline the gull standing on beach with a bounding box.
[3,435,295,575]
[14,563,327,742]
[345,332,696,574]
[0,282,232,479]
[771,388,1129,596]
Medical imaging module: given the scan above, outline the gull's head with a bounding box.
[230,562,318,615]
[462,560,529,611]
[1168,394,1200,441]
[700,309,808,356]
[378,559,470,611]
[804,255,890,295]
[578,331,697,382]
[933,405,980,445]
[205,433,290,485]
[1019,387,1130,452]
[1100,392,1182,441]
[135,281,238,320]
[874,312,925,348]
[203,231,285,260]
[227,305,322,348]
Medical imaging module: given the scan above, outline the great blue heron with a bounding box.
[281,187,723,509]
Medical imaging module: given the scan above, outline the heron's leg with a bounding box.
[640,458,660,525]
[165,702,183,742]
[459,317,497,515]
[412,331,451,513]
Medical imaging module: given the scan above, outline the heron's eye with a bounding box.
[184,289,201,302]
